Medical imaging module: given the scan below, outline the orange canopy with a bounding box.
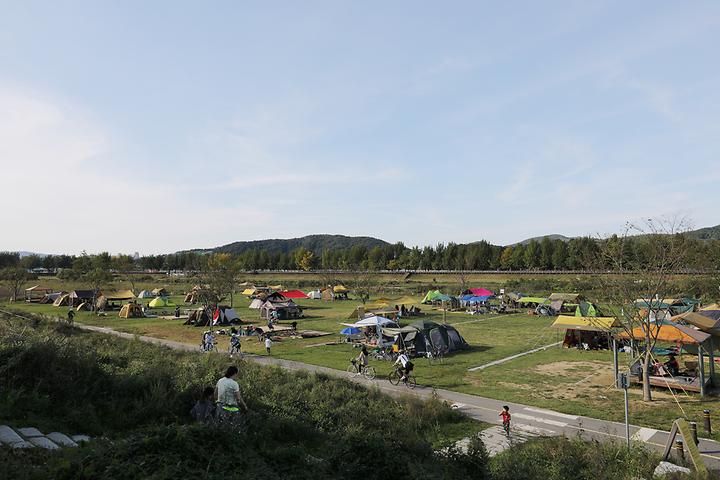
[617,324,710,344]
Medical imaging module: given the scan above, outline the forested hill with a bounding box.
[207,235,390,255]
[688,225,720,241]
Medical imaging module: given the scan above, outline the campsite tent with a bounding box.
[321,288,335,301]
[353,315,397,328]
[212,306,241,326]
[151,288,168,297]
[552,315,621,332]
[119,303,144,318]
[280,290,308,299]
[149,297,175,308]
[384,320,469,356]
[104,290,136,301]
[332,285,349,300]
[25,285,53,302]
[249,298,264,309]
[307,290,322,300]
[53,293,70,307]
[466,288,494,297]
[137,290,154,299]
[460,295,493,306]
[421,290,443,304]
[69,290,96,307]
[260,300,302,320]
[39,292,63,304]
[185,307,212,327]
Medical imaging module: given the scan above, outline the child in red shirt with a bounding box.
[500,405,511,434]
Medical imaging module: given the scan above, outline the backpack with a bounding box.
[406,361,414,370]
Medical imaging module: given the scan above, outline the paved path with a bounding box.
[467,341,562,371]
[76,323,720,469]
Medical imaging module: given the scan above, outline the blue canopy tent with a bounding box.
[341,327,361,335]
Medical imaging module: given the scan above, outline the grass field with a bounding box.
[6,275,720,441]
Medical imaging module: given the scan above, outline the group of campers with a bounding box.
[190,366,249,424]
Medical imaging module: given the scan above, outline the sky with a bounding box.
[1,1,719,255]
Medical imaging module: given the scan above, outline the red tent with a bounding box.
[279,290,309,299]
[469,288,493,297]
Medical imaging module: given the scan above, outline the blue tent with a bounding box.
[340,327,361,335]
[460,295,493,303]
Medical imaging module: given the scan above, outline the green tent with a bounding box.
[421,290,443,304]
[149,296,175,308]
[517,296,548,305]
[575,301,600,317]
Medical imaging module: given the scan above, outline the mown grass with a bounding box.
[5,276,720,443]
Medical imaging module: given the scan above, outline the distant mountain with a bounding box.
[513,234,573,246]
[0,251,49,258]
[687,225,720,241]
[202,234,391,255]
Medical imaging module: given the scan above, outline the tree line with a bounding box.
[2,234,719,274]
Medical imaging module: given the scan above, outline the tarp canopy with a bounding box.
[673,310,720,333]
[249,298,263,309]
[353,315,397,327]
[461,295,492,303]
[617,324,711,344]
[517,296,548,304]
[468,288,493,297]
[137,290,154,298]
[149,297,175,307]
[333,285,349,293]
[549,293,581,302]
[552,315,621,332]
[242,288,257,296]
[340,327,361,335]
[280,290,308,299]
[104,290,136,301]
[634,299,672,310]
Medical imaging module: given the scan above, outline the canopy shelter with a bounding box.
[634,299,674,323]
[672,310,720,335]
[25,285,53,302]
[341,327,361,335]
[249,298,264,309]
[353,315,397,327]
[38,292,63,304]
[460,295,493,305]
[517,296,548,305]
[466,288,494,297]
[119,303,144,318]
[103,290,136,301]
[617,323,715,395]
[149,296,175,308]
[279,290,308,299]
[260,300,302,320]
[332,285,349,300]
[69,290,96,307]
[553,315,621,350]
[552,315,622,332]
[384,320,469,356]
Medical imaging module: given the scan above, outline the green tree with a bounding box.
[0,267,29,302]
[523,241,540,269]
[499,247,513,270]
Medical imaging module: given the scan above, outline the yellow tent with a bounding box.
[104,290,136,301]
[551,315,621,332]
[119,303,144,318]
[149,297,175,308]
[242,288,257,296]
[333,285,349,293]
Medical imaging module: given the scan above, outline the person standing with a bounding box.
[500,405,511,435]
[265,336,272,355]
[214,366,248,422]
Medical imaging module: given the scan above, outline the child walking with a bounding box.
[265,336,272,355]
[500,405,511,435]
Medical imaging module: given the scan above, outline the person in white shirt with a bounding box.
[394,350,414,381]
[265,336,272,355]
[214,366,248,420]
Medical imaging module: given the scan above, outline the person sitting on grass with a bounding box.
[215,366,248,421]
[190,386,215,423]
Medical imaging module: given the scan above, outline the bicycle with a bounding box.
[228,336,244,358]
[200,340,218,353]
[388,367,417,389]
[426,347,446,365]
[370,348,393,362]
[347,359,376,380]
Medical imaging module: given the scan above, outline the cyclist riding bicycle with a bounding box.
[229,333,242,356]
[394,350,414,381]
[202,330,216,351]
[355,345,369,374]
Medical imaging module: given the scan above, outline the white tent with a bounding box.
[137,290,154,298]
[249,298,263,309]
[307,290,322,300]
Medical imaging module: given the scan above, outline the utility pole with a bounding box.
[619,372,630,448]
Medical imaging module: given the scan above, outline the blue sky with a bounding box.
[1,1,719,255]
